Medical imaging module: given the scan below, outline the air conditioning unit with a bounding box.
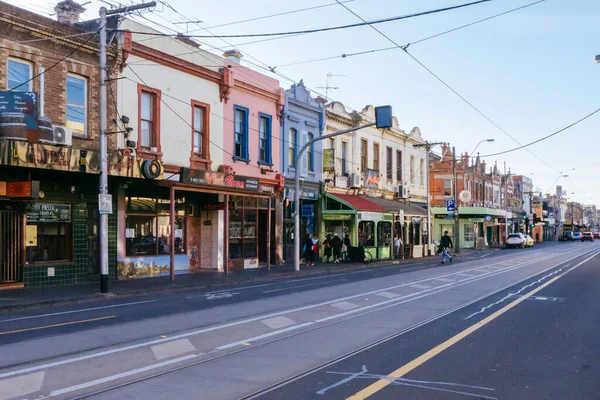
[397,185,409,199]
[52,125,72,146]
[349,173,361,188]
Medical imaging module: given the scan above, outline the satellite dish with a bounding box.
[459,190,472,203]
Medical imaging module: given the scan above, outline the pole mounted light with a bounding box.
[293,106,393,272]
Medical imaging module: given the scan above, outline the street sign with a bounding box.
[446,199,455,212]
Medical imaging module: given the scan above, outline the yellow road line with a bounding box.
[0,315,116,335]
[347,251,599,399]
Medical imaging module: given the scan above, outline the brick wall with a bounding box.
[0,2,119,150]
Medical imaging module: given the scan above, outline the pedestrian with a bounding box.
[310,234,319,266]
[535,232,540,242]
[394,233,403,260]
[303,234,313,267]
[342,234,351,261]
[440,230,453,264]
[323,234,332,263]
[331,233,342,263]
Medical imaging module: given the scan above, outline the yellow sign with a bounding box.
[0,181,5,196]
[25,225,38,247]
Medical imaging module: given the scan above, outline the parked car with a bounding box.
[581,232,594,242]
[563,231,573,241]
[573,232,582,240]
[594,232,600,239]
[506,233,526,248]
[524,235,535,247]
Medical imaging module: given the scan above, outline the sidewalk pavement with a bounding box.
[0,248,486,312]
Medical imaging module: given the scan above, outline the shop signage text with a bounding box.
[181,168,264,192]
[323,214,352,221]
[0,91,38,129]
[302,204,314,217]
[359,211,379,221]
[26,203,71,223]
[201,202,235,211]
[286,186,318,200]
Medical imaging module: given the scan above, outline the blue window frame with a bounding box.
[307,132,314,171]
[258,113,272,165]
[233,105,249,161]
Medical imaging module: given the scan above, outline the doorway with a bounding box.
[258,210,268,264]
[486,226,493,246]
[0,209,23,284]
[87,206,99,275]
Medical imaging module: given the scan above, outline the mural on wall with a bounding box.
[117,255,189,279]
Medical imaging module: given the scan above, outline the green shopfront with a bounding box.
[432,206,506,249]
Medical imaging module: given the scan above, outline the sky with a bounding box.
[23,0,600,204]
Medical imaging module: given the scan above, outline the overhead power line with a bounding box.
[274,0,546,69]
[120,0,491,39]
[478,107,600,158]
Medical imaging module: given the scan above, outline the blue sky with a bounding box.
[26,0,600,204]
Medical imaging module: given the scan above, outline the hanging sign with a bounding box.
[364,168,380,189]
[322,149,335,172]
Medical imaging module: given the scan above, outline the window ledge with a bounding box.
[72,136,91,141]
[137,148,163,160]
[232,156,250,164]
[258,161,273,167]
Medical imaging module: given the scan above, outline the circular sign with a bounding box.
[485,216,492,222]
[459,190,472,203]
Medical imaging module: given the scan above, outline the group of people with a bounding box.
[303,233,351,266]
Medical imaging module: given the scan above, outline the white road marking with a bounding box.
[434,278,455,283]
[260,316,296,330]
[0,300,156,323]
[375,291,399,299]
[215,322,315,350]
[410,284,432,289]
[204,292,239,300]
[150,339,196,361]
[49,354,198,397]
[0,248,582,380]
[0,371,45,400]
[456,273,475,278]
[331,301,360,311]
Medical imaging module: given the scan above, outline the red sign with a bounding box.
[181,168,260,191]
[201,202,235,211]
[7,181,33,198]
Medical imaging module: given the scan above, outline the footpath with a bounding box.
[0,248,492,311]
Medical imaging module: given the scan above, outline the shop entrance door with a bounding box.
[258,210,268,264]
[0,210,23,284]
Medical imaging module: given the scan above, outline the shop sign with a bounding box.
[26,203,71,223]
[323,214,352,221]
[383,214,393,221]
[0,91,38,129]
[302,204,314,217]
[286,186,318,200]
[259,185,274,193]
[0,140,163,179]
[359,211,379,221]
[181,168,260,192]
[6,181,39,198]
[468,218,484,223]
[0,181,5,196]
[485,216,492,222]
[201,202,234,211]
[364,168,380,189]
[322,148,335,172]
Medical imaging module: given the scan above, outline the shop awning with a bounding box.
[366,196,427,216]
[327,193,385,212]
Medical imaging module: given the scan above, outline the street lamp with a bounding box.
[470,138,495,156]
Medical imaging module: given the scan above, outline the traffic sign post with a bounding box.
[446,199,455,212]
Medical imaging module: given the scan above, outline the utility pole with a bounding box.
[413,141,444,255]
[98,1,155,293]
[452,146,460,254]
[504,161,508,242]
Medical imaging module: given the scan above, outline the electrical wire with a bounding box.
[118,0,491,39]
[478,106,600,158]
[8,24,104,92]
[274,0,545,68]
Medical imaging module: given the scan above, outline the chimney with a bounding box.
[54,0,85,24]
[223,49,243,64]
[462,151,469,166]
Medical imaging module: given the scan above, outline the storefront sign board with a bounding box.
[323,214,352,221]
[322,149,335,172]
[364,168,380,189]
[26,203,71,223]
[181,168,261,192]
[0,91,38,129]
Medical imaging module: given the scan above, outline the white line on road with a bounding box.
[48,354,199,397]
[0,300,156,323]
[215,323,315,350]
[0,248,582,380]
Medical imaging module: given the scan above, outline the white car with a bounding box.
[506,233,526,248]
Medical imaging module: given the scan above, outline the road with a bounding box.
[0,242,598,400]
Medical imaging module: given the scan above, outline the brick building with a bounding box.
[0,1,160,288]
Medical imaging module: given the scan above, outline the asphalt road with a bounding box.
[255,245,600,400]
[0,241,596,400]
[0,247,501,346]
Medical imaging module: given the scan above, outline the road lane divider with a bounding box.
[345,250,600,400]
[0,316,116,336]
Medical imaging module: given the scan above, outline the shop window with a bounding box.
[229,196,259,259]
[192,101,210,161]
[138,85,161,150]
[386,147,393,182]
[373,142,379,172]
[234,105,249,161]
[464,224,475,242]
[358,221,375,247]
[396,150,402,183]
[125,197,186,257]
[258,113,272,165]
[444,179,452,197]
[289,128,297,168]
[307,132,314,171]
[377,221,392,247]
[360,139,367,172]
[341,141,348,175]
[25,203,72,263]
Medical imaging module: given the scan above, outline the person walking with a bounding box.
[331,233,342,263]
[309,234,319,266]
[323,234,332,263]
[440,231,453,264]
[394,233,403,260]
[303,234,313,267]
[342,234,351,261]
